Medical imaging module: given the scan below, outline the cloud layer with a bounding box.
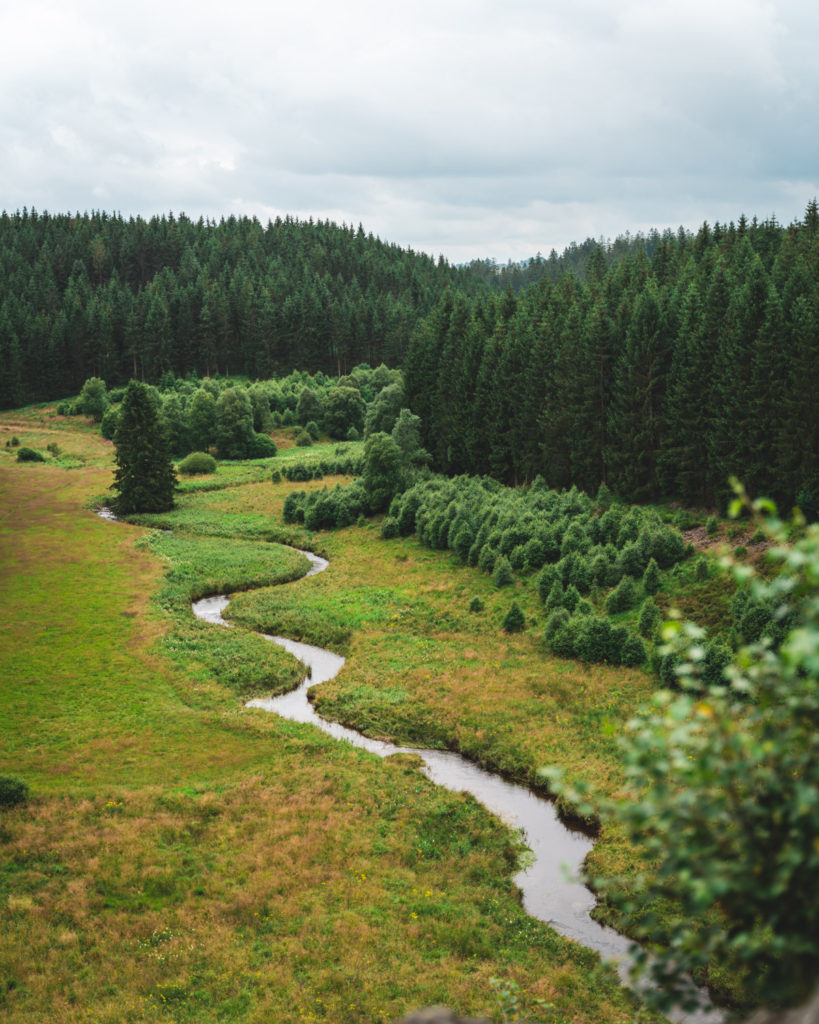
[2,0,817,260]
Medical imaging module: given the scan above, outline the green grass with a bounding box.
[0,407,655,1024]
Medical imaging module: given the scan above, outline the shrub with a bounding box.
[282,490,307,524]
[523,536,546,570]
[178,451,217,475]
[705,515,719,536]
[695,556,710,582]
[548,613,579,659]
[492,554,515,588]
[642,557,662,595]
[305,420,321,441]
[381,516,399,539]
[0,775,29,808]
[563,584,580,613]
[100,407,120,440]
[537,564,557,603]
[568,553,592,593]
[619,538,649,578]
[16,446,45,462]
[295,428,313,447]
[10,435,20,446]
[637,597,662,639]
[271,469,282,483]
[469,597,484,613]
[502,602,526,633]
[620,633,647,667]
[346,426,360,442]
[478,544,497,575]
[544,580,565,611]
[648,526,686,569]
[249,433,277,458]
[543,607,570,645]
[605,575,639,615]
[46,442,60,456]
[733,545,747,558]
[574,615,617,663]
[702,638,732,687]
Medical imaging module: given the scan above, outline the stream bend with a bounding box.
[191,546,718,1023]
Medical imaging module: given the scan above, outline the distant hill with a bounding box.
[0,209,486,407]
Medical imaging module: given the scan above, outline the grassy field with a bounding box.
[0,407,669,1023]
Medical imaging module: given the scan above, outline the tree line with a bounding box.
[406,202,819,514]
[0,209,486,409]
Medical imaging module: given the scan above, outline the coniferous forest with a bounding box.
[406,205,819,513]
[0,210,484,407]
[2,203,818,512]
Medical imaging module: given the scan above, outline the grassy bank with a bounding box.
[0,406,655,1024]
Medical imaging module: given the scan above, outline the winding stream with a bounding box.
[191,547,720,1023]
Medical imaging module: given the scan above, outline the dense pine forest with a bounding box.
[0,210,485,407]
[407,204,819,513]
[2,203,818,512]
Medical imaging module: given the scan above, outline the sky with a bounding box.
[2,0,818,264]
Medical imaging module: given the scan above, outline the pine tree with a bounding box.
[113,381,176,513]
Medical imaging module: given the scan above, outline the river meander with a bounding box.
[191,546,720,1023]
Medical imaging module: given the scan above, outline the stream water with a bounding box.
[191,547,721,1022]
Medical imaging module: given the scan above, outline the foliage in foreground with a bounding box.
[544,494,819,1013]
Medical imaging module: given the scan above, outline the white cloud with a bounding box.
[0,0,817,258]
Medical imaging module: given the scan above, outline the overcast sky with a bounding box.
[2,0,817,263]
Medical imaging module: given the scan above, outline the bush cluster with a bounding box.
[283,482,369,530]
[280,452,364,483]
[385,475,686,595]
[76,365,403,457]
[544,609,647,667]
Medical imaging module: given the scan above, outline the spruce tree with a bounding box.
[113,381,176,513]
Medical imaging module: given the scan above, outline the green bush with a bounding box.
[694,556,710,582]
[178,451,217,475]
[295,428,313,447]
[563,583,580,613]
[492,554,515,588]
[543,607,570,645]
[16,446,45,462]
[0,775,29,808]
[620,633,647,667]
[346,426,360,442]
[271,469,282,483]
[573,615,618,663]
[536,564,557,603]
[305,420,321,441]
[10,435,20,446]
[249,433,278,458]
[502,602,526,633]
[733,545,747,558]
[478,544,497,575]
[100,405,119,438]
[637,597,662,639]
[544,580,565,611]
[381,516,399,539]
[469,597,484,613]
[642,557,662,595]
[605,575,639,615]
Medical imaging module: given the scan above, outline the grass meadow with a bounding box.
[0,407,666,1023]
